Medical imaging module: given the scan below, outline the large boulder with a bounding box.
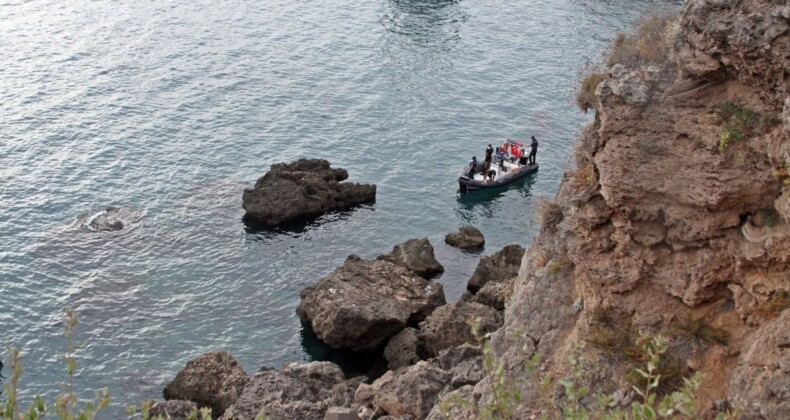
[220,361,363,420]
[445,226,486,250]
[242,159,376,225]
[377,238,444,279]
[467,244,525,293]
[419,301,503,357]
[354,361,451,419]
[297,255,446,351]
[383,327,425,371]
[728,309,790,419]
[163,351,249,417]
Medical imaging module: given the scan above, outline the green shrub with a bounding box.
[756,290,790,319]
[716,102,779,153]
[671,316,729,347]
[576,72,606,113]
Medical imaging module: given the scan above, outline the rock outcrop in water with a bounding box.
[163,351,248,417]
[376,237,444,279]
[296,254,446,351]
[444,226,485,250]
[242,159,376,225]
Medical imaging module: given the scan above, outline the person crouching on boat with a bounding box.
[467,156,478,178]
[485,169,496,182]
[518,147,528,167]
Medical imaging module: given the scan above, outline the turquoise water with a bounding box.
[0,0,678,415]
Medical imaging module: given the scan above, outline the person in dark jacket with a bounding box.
[467,156,478,177]
[529,136,539,164]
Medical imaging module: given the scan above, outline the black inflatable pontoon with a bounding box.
[459,138,538,191]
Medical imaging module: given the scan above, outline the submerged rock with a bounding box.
[297,255,446,351]
[445,226,485,250]
[242,159,376,225]
[163,351,248,417]
[377,238,444,279]
[79,206,142,232]
[467,244,524,293]
[220,361,363,420]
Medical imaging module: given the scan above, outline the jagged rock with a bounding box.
[324,407,359,420]
[297,255,446,351]
[601,64,650,107]
[445,226,485,250]
[242,159,376,225]
[354,361,450,419]
[149,400,199,420]
[163,351,249,418]
[467,245,525,293]
[425,385,477,420]
[80,206,143,232]
[383,328,424,371]
[472,279,512,310]
[377,238,444,279]
[419,301,503,357]
[432,345,482,372]
[728,310,790,419]
[220,362,363,420]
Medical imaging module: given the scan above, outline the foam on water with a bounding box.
[0,0,679,415]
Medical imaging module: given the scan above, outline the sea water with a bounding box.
[0,0,678,415]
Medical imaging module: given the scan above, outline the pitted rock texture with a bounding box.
[377,238,444,279]
[149,400,199,420]
[219,361,363,420]
[467,244,525,294]
[445,226,486,250]
[419,301,502,357]
[383,327,425,371]
[163,351,249,417]
[297,255,446,351]
[242,159,376,225]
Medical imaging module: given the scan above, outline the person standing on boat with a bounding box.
[484,144,493,171]
[529,136,539,164]
[467,156,478,178]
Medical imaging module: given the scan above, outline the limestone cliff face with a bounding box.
[490,0,790,418]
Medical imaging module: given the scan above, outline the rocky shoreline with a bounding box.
[157,228,524,419]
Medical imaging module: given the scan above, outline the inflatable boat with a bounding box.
[458,139,539,191]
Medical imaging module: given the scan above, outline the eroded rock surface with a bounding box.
[467,244,524,293]
[149,400,199,420]
[419,301,502,357]
[163,351,249,417]
[242,159,376,225]
[220,361,363,420]
[383,327,425,371]
[377,238,444,279]
[445,226,485,250]
[297,255,446,351]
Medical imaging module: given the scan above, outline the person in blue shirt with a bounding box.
[529,136,539,164]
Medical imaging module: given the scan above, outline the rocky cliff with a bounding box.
[487,0,790,418]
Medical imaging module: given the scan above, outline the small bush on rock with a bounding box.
[716,102,779,153]
[576,72,606,113]
[607,12,678,68]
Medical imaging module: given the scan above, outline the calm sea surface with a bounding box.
[1,0,678,415]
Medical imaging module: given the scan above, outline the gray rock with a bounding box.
[354,361,450,419]
[467,244,525,293]
[324,406,359,420]
[297,256,446,351]
[220,361,362,420]
[419,301,503,357]
[163,351,249,418]
[242,159,376,225]
[149,400,199,420]
[445,226,485,250]
[378,238,444,279]
[472,279,511,310]
[384,328,425,370]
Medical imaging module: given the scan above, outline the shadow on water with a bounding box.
[300,322,387,381]
[241,204,375,240]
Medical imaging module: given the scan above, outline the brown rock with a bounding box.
[242,159,376,225]
[377,238,444,279]
[163,351,249,418]
[728,309,790,419]
[419,301,503,357]
[354,361,450,419]
[383,328,425,371]
[445,226,486,250]
[297,256,446,351]
[149,400,199,420]
[467,244,525,293]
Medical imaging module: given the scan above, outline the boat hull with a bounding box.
[458,163,538,191]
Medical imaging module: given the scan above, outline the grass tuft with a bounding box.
[607,12,678,68]
[576,72,606,113]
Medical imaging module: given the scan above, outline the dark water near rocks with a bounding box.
[0,0,678,415]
